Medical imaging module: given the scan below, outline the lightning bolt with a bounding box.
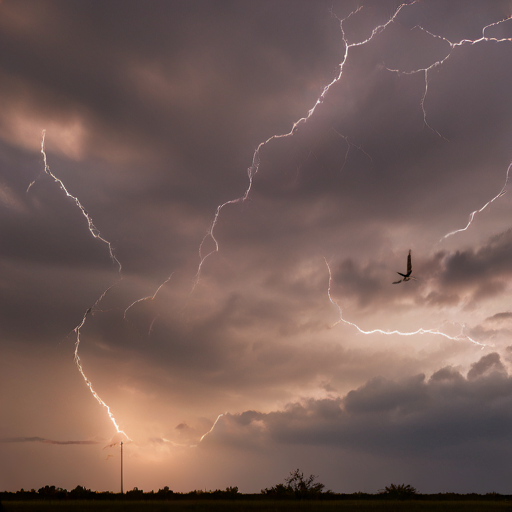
[33,131,130,442]
[124,274,173,316]
[193,3,417,286]
[324,258,485,348]
[121,273,173,340]
[194,143,261,286]
[199,413,225,443]
[380,14,512,238]
[32,130,122,271]
[440,162,511,242]
[73,288,131,442]
[331,128,373,172]
[195,2,460,288]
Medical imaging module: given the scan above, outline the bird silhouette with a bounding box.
[393,250,415,284]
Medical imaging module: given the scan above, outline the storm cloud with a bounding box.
[1,0,512,495]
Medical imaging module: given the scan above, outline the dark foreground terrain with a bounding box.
[2,500,511,511]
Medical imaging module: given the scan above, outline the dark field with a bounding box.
[2,501,511,512]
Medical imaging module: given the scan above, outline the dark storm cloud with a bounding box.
[441,230,512,283]
[1,437,99,445]
[433,229,512,306]
[486,312,512,322]
[343,373,428,414]
[202,353,512,458]
[326,227,512,312]
[0,0,343,202]
[332,259,383,308]
[467,352,506,380]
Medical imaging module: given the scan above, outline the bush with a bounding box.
[126,487,144,499]
[69,485,94,499]
[37,486,67,499]
[379,483,418,500]
[262,469,326,499]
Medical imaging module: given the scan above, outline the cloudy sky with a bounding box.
[1,0,512,495]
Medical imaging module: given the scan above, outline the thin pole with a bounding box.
[120,441,124,494]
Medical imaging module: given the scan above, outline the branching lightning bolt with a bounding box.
[74,304,131,441]
[34,131,129,442]
[193,3,417,285]
[381,14,512,239]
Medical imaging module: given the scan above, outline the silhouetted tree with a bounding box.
[262,469,326,499]
[379,483,418,500]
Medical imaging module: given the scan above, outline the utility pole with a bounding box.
[120,441,124,494]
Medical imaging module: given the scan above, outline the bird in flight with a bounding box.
[393,250,415,284]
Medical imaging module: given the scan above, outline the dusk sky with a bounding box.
[2,0,512,495]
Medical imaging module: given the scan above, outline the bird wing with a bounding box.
[407,250,412,275]
[392,279,403,284]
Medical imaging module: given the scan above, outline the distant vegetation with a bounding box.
[0,472,510,506]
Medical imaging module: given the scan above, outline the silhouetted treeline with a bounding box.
[0,486,510,502]
[0,486,245,502]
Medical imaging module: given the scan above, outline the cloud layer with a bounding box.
[1,0,512,494]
